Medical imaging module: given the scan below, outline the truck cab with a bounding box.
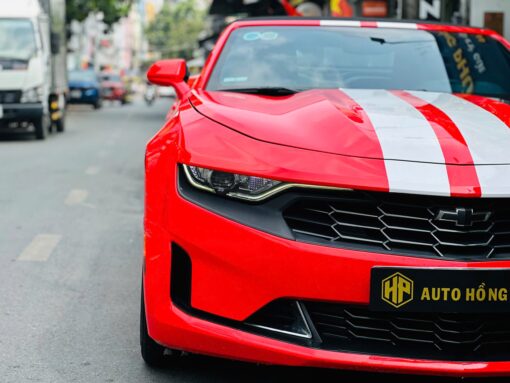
[0,0,66,139]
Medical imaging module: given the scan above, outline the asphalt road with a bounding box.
[0,98,506,383]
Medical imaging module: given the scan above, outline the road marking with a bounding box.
[65,189,89,206]
[18,234,62,262]
[85,166,100,175]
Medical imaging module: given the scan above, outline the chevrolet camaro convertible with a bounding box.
[142,18,510,377]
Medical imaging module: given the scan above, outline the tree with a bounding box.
[145,0,205,60]
[67,0,133,27]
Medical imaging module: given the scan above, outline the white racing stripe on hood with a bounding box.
[410,91,510,196]
[341,89,450,195]
[383,161,452,196]
[409,91,510,165]
[476,165,510,197]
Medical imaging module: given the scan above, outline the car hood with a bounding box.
[190,88,510,166]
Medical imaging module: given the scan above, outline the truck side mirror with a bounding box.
[50,32,60,55]
[147,59,191,99]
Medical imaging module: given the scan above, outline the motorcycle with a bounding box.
[144,85,157,106]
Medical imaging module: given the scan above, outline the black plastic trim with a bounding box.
[170,243,192,308]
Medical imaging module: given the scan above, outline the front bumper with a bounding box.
[143,166,510,377]
[68,88,100,104]
[0,103,43,123]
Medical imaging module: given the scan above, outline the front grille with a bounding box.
[283,191,510,260]
[0,90,21,104]
[305,301,510,361]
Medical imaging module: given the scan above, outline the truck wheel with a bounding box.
[93,99,102,110]
[34,115,50,140]
[140,282,181,367]
[55,116,65,133]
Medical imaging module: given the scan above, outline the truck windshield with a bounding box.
[207,26,510,100]
[0,19,37,61]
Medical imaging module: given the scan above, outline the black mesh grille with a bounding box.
[0,90,21,104]
[305,301,510,361]
[283,191,510,260]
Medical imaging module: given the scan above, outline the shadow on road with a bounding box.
[0,131,37,142]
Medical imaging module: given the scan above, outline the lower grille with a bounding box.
[305,301,510,361]
[283,191,510,260]
[0,90,21,104]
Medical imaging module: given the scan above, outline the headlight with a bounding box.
[184,165,285,201]
[21,86,44,103]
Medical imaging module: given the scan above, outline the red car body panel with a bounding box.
[144,18,510,377]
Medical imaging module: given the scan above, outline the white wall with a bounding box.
[470,0,510,39]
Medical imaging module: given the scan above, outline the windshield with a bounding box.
[0,19,37,61]
[207,26,510,99]
[69,70,98,83]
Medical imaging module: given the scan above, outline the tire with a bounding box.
[34,115,49,140]
[140,283,179,367]
[93,99,102,110]
[55,116,65,133]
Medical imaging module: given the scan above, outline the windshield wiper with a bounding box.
[217,87,301,96]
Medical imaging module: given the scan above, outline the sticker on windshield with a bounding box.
[243,32,261,41]
[222,76,248,84]
[261,31,278,41]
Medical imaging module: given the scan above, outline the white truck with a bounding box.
[0,0,67,139]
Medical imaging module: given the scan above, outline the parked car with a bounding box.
[68,70,102,109]
[142,18,510,377]
[100,73,129,104]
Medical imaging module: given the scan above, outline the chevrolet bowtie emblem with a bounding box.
[436,208,492,227]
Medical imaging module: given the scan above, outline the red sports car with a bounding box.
[142,18,510,377]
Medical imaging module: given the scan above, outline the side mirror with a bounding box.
[147,59,190,99]
[50,32,60,54]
